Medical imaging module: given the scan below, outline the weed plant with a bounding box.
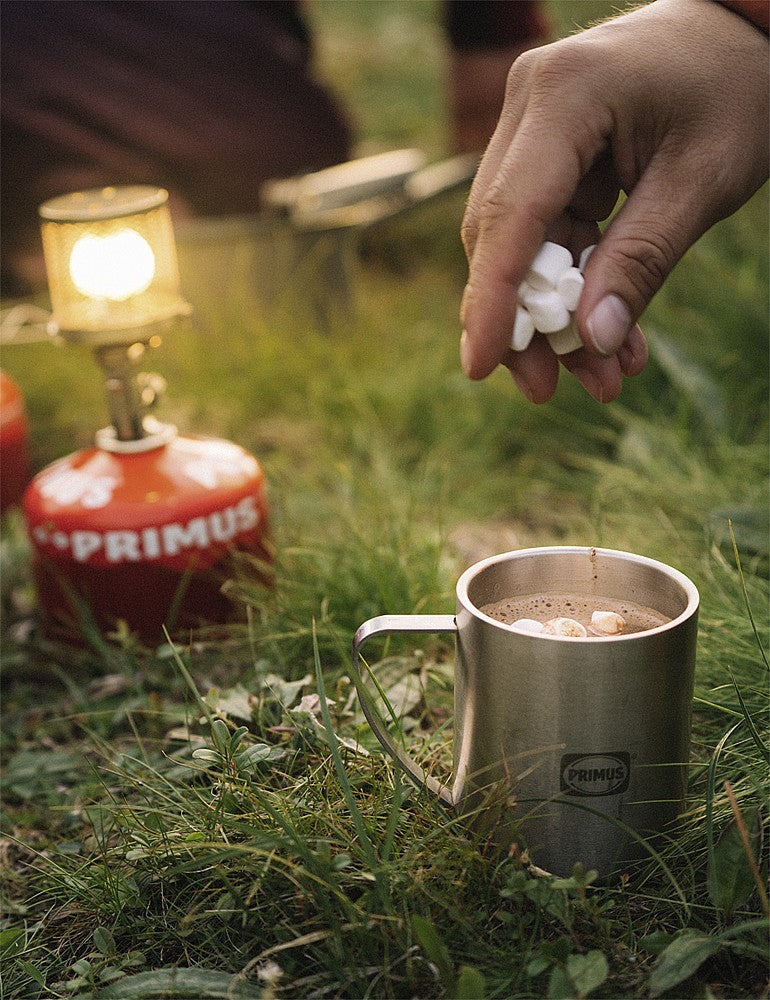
[1,1,768,997]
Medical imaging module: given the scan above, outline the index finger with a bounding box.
[461,54,536,260]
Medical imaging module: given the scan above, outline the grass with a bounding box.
[1,1,768,997]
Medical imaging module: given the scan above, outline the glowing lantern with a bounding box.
[23,186,271,644]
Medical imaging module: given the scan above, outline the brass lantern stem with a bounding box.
[94,344,145,441]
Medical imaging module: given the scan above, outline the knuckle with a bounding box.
[476,183,512,229]
[476,168,545,232]
[503,47,537,101]
[526,37,597,95]
[610,228,679,302]
[460,210,479,257]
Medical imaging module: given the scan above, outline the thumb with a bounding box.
[577,153,719,356]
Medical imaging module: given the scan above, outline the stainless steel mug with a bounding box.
[352,546,699,876]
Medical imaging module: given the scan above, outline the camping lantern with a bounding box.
[23,186,271,644]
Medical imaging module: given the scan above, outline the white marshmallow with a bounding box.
[517,278,539,300]
[526,241,574,291]
[517,285,570,334]
[511,242,601,352]
[546,319,583,355]
[511,305,536,352]
[509,618,545,634]
[542,617,588,637]
[590,610,626,635]
[556,267,585,311]
[578,244,596,273]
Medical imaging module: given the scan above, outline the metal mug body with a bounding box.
[352,546,699,876]
[452,547,698,875]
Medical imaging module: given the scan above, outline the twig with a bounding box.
[723,779,769,918]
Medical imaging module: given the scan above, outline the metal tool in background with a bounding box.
[177,148,479,329]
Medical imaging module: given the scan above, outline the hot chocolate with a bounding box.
[480,592,669,637]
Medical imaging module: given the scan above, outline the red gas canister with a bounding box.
[0,371,31,514]
[23,430,270,644]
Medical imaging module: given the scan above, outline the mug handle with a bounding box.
[352,614,457,807]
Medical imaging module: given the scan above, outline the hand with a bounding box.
[460,0,769,403]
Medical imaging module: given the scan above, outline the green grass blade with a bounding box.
[729,523,769,671]
[705,721,744,912]
[730,672,770,764]
[312,620,390,913]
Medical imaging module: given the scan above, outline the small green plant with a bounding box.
[192,719,287,779]
[58,927,145,996]
[410,915,487,999]
[500,865,612,998]
[643,921,770,998]
[527,940,609,1000]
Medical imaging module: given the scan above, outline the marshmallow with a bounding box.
[517,278,539,301]
[590,610,626,635]
[509,618,545,634]
[518,285,570,334]
[526,241,574,291]
[542,617,588,637]
[546,319,583,356]
[510,241,600,355]
[578,244,596,273]
[511,305,536,352]
[556,267,585,312]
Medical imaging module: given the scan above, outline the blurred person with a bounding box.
[444,0,550,154]
[459,0,769,404]
[1,1,351,294]
[0,0,547,297]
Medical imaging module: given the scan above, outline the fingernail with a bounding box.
[460,329,473,376]
[585,294,632,356]
[617,323,647,376]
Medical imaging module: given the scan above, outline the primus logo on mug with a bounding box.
[560,752,631,797]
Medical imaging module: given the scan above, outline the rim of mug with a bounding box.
[456,545,700,641]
